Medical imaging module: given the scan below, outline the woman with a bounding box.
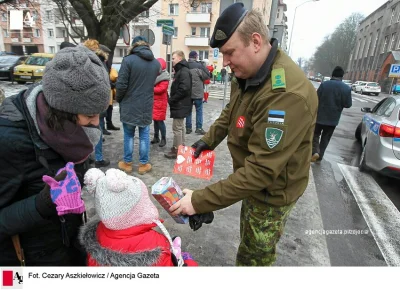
[151,58,170,147]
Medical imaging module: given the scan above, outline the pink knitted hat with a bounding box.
[84,168,159,230]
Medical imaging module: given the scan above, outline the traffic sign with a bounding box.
[157,19,174,27]
[389,64,400,78]
[213,48,219,59]
[162,25,175,36]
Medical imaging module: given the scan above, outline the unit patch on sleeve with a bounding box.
[268,110,285,124]
[265,127,284,149]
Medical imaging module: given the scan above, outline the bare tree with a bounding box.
[311,13,364,76]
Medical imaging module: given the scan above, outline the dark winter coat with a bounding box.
[0,88,87,266]
[169,60,192,119]
[116,45,161,126]
[187,59,210,99]
[316,78,352,126]
[153,58,169,121]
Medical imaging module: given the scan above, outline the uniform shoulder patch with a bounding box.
[271,68,286,90]
[265,127,284,149]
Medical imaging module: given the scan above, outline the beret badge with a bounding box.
[215,30,227,41]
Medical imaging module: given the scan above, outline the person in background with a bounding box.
[203,62,214,103]
[116,36,160,175]
[311,66,352,162]
[151,58,170,148]
[0,46,110,266]
[164,50,192,159]
[213,66,218,84]
[220,67,227,84]
[186,51,210,135]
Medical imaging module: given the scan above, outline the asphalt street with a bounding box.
[1,80,399,266]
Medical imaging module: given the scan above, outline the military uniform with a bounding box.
[190,2,318,266]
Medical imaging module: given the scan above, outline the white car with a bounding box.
[342,80,352,87]
[354,82,381,96]
[323,76,330,82]
[351,81,366,91]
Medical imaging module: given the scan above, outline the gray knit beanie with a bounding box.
[42,46,110,115]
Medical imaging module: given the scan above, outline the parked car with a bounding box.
[355,96,400,178]
[13,53,54,84]
[392,84,400,94]
[0,55,27,81]
[351,81,366,91]
[323,76,330,82]
[354,82,381,96]
[342,80,352,87]
[0,51,17,56]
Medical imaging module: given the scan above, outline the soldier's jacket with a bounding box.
[191,43,318,213]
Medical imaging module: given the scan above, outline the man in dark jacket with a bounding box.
[311,66,352,162]
[116,36,160,175]
[220,67,227,84]
[185,51,210,135]
[165,50,192,159]
[0,46,110,266]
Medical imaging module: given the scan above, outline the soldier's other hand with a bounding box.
[189,212,214,231]
[191,140,210,158]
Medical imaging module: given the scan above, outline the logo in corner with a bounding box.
[1,269,23,289]
[265,128,283,149]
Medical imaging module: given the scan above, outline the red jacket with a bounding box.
[153,58,170,121]
[80,220,197,266]
[204,65,214,85]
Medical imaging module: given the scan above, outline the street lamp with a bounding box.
[287,0,319,57]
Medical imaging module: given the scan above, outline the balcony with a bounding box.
[185,36,209,47]
[186,12,211,23]
[23,37,32,43]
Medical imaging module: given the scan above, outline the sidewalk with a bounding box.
[82,98,328,266]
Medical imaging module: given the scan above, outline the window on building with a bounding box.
[45,10,53,22]
[169,4,179,15]
[140,10,149,18]
[119,48,128,57]
[390,7,396,25]
[201,3,212,13]
[191,27,196,36]
[199,50,209,60]
[1,13,6,21]
[390,33,397,51]
[397,12,400,22]
[366,33,372,57]
[32,11,38,21]
[354,39,361,59]
[49,46,55,53]
[34,29,40,37]
[200,27,211,37]
[48,29,54,38]
[192,6,197,12]
[3,30,8,37]
[174,27,178,37]
[357,39,364,59]
[62,30,67,38]
[361,36,367,58]
[382,35,389,53]
[373,29,380,55]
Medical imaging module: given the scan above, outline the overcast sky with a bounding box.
[285,0,388,61]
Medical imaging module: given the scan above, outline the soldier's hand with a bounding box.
[191,140,210,158]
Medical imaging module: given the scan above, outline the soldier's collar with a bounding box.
[237,38,279,91]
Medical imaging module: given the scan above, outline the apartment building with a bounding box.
[272,0,288,52]
[346,0,400,92]
[159,0,273,70]
[0,0,45,54]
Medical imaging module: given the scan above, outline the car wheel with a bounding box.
[375,93,379,96]
[17,81,26,84]
[360,90,364,95]
[359,141,368,172]
[355,122,362,142]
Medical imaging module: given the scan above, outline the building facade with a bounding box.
[346,0,400,92]
[272,0,288,52]
[0,0,45,54]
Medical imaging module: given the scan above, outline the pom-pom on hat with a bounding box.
[84,168,159,230]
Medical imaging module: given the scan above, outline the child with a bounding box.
[79,168,197,266]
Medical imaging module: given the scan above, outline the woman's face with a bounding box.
[76,114,100,127]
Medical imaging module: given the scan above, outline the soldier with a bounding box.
[169,3,318,266]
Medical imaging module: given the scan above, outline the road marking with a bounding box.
[338,164,400,266]
[353,97,368,103]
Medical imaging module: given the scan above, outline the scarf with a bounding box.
[155,70,170,85]
[34,92,100,164]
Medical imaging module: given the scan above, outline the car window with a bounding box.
[25,56,52,66]
[372,98,387,113]
[367,82,379,87]
[0,56,19,65]
[376,98,396,117]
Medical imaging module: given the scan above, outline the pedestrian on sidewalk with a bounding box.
[185,51,210,135]
[80,168,198,266]
[0,45,110,266]
[220,67,227,84]
[311,66,352,162]
[116,36,160,174]
[169,3,318,266]
[164,51,192,159]
[213,66,218,84]
[203,61,214,103]
[151,58,170,148]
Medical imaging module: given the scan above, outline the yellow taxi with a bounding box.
[13,53,54,84]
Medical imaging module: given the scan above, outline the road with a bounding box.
[1,80,399,266]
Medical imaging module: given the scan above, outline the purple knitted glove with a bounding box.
[42,162,85,216]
